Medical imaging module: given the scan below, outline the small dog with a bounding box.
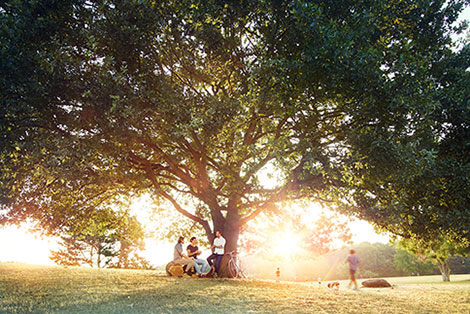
[327,281,340,289]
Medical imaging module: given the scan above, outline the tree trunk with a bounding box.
[217,254,234,278]
[217,210,240,278]
[118,241,130,269]
[438,259,451,282]
[223,215,240,253]
[90,246,94,268]
[97,243,102,268]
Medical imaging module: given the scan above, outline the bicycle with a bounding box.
[225,251,247,279]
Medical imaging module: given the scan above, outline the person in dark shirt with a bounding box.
[187,239,199,258]
[187,236,211,277]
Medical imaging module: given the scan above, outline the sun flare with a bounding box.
[276,232,304,259]
[0,224,58,265]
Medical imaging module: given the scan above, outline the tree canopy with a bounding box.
[398,234,470,281]
[1,0,469,254]
[49,207,149,269]
[346,34,470,242]
[393,247,436,276]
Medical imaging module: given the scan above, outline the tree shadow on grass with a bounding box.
[54,277,260,314]
[447,279,470,285]
[6,274,465,314]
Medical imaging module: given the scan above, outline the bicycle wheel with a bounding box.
[228,258,239,278]
[237,259,247,278]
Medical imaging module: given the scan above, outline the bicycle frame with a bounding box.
[225,251,246,279]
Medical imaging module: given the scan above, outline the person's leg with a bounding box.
[194,258,202,268]
[194,259,207,275]
[215,254,223,274]
[349,269,357,289]
[348,269,353,288]
[175,258,194,274]
[207,253,217,267]
[184,259,195,274]
[195,258,210,274]
[203,262,211,273]
[351,270,358,289]
[173,258,185,266]
[203,259,211,273]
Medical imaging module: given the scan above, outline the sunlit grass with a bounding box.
[1,262,469,313]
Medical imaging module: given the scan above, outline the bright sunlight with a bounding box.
[0,199,390,267]
[0,224,58,265]
[276,232,306,259]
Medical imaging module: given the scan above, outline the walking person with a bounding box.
[346,249,360,290]
[207,230,226,276]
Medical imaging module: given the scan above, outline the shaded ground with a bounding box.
[0,263,469,313]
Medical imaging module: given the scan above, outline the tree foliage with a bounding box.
[1,0,469,253]
[393,248,435,276]
[50,208,150,269]
[342,16,470,241]
[326,242,442,279]
[398,235,470,281]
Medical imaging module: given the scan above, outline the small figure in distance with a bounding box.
[318,277,322,285]
[207,230,226,277]
[346,249,360,290]
[276,267,280,282]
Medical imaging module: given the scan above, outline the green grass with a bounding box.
[1,263,469,313]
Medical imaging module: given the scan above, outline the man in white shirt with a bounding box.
[206,230,226,276]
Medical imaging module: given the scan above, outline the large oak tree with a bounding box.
[1,0,469,274]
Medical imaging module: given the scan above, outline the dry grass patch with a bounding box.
[1,263,469,313]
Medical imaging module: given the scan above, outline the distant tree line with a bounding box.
[49,208,152,270]
[325,242,470,280]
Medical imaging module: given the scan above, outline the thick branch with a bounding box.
[133,150,212,235]
[160,188,212,237]
[240,154,323,225]
[240,202,277,226]
[138,138,195,187]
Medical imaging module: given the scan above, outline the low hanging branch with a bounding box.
[130,150,214,237]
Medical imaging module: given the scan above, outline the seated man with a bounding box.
[187,236,212,276]
[173,236,196,275]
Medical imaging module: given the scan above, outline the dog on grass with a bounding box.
[327,281,340,289]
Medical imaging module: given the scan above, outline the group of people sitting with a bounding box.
[173,230,226,277]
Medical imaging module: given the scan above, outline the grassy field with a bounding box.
[1,263,469,313]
